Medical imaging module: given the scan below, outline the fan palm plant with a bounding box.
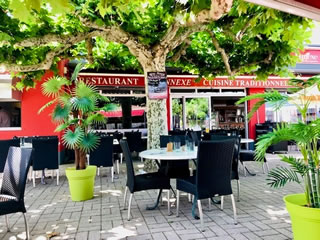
[236,75,320,208]
[39,63,107,170]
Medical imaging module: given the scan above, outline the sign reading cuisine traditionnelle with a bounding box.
[147,72,168,99]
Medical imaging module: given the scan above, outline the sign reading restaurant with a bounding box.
[78,73,293,89]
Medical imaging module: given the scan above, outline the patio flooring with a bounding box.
[0,152,303,240]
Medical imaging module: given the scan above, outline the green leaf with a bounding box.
[62,127,84,149]
[0,32,13,41]
[267,167,301,188]
[80,131,100,152]
[41,77,70,98]
[71,62,86,82]
[46,0,74,14]
[55,122,70,132]
[9,0,35,23]
[52,103,70,122]
[38,98,57,114]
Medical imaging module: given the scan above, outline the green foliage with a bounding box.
[1,0,313,88]
[267,167,301,188]
[238,76,320,208]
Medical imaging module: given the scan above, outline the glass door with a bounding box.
[171,97,183,130]
[185,97,210,131]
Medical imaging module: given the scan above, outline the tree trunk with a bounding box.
[143,60,168,171]
[75,147,87,170]
[121,97,132,129]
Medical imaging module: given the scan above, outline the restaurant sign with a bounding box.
[78,73,292,89]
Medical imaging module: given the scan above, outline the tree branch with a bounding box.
[2,45,70,72]
[79,17,153,63]
[169,39,191,62]
[85,38,94,64]
[236,19,252,41]
[14,31,101,48]
[207,30,232,75]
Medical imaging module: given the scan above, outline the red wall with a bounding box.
[247,88,266,139]
[0,71,60,141]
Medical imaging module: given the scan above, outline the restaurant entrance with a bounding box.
[170,88,247,136]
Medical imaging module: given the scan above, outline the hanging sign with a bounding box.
[147,72,168,99]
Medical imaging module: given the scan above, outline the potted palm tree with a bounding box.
[39,63,107,201]
[236,76,320,240]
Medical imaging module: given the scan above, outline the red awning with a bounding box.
[100,109,145,118]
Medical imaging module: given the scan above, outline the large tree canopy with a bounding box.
[0,0,312,88]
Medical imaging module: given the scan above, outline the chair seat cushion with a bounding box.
[134,172,170,192]
[240,150,255,162]
[0,194,26,216]
[176,176,197,195]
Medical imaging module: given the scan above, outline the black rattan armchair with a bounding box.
[89,136,116,182]
[0,147,33,239]
[31,137,59,187]
[210,135,241,201]
[120,140,171,220]
[0,139,20,173]
[176,140,237,231]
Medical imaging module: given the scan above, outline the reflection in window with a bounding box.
[0,102,21,127]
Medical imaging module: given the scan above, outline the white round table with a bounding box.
[139,148,197,161]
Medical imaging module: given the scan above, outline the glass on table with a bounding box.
[173,141,181,151]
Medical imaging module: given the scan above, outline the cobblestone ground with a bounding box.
[0,152,303,240]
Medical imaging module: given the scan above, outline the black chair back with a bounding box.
[196,140,235,199]
[190,131,200,146]
[169,130,186,136]
[172,135,186,146]
[0,139,20,173]
[120,140,135,192]
[160,135,173,148]
[125,131,142,152]
[210,135,241,180]
[90,136,114,167]
[1,147,33,201]
[32,137,59,170]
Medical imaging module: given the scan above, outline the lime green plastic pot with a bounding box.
[284,193,320,240]
[65,165,97,201]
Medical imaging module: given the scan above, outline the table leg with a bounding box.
[146,189,162,210]
[245,166,256,176]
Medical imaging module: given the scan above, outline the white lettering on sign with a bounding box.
[78,76,141,86]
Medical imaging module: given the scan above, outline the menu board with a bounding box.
[147,72,168,99]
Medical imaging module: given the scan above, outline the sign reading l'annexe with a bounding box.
[78,73,291,88]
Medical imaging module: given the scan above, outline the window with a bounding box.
[0,102,21,128]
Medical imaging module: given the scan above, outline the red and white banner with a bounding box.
[78,73,294,89]
[298,49,320,64]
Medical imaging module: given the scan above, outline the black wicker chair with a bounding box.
[211,135,241,201]
[0,139,20,173]
[120,140,171,220]
[89,136,116,182]
[239,149,269,176]
[0,147,33,239]
[31,137,59,187]
[125,131,147,162]
[176,140,237,231]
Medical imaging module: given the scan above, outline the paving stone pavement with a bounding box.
[0,152,302,240]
